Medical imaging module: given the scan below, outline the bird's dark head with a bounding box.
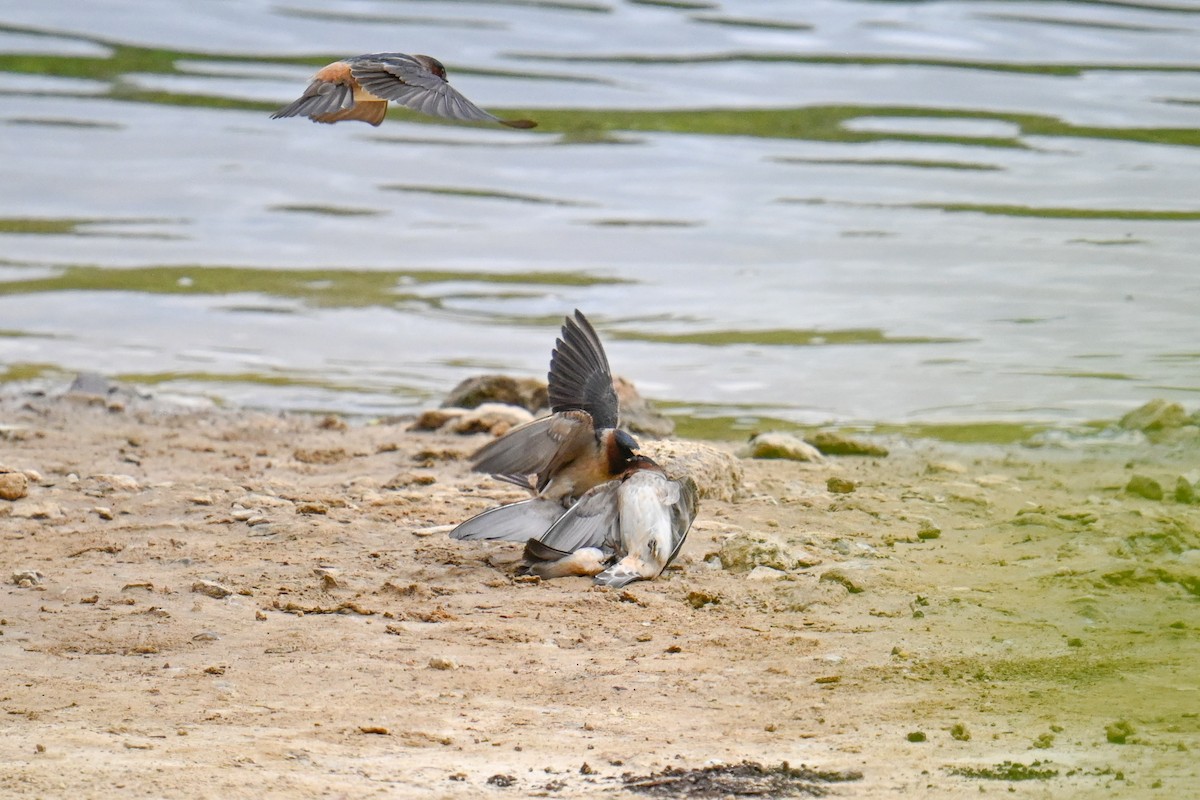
[604,428,640,474]
[413,55,447,80]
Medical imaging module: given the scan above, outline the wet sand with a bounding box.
[1,389,1197,798]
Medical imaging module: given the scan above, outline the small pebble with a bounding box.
[916,519,942,540]
[192,580,232,599]
[0,471,30,501]
[1125,474,1163,501]
[1106,720,1134,744]
[12,569,45,588]
[314,568,341,589]
[359,726,390,735]
[826,477,856,494]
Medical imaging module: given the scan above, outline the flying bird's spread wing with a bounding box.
[350,54,533,128]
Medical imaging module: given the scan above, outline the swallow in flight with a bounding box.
[270,52,536,128]
[523,457,699,588]
[450,310,639,542]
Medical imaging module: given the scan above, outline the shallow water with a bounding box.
[2,0,1198,435]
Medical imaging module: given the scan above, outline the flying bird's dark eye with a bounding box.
[426,57,447,79]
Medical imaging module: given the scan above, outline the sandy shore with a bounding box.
[1,387,1197,799]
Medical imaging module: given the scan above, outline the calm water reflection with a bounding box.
[1,1,1198,435]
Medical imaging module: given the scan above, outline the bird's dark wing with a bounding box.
[449,496,565,542]
[270,77,355,120]
[349,54,530,127]
[529,480,621,556]
[469,410,593,479]
[547,310,619,430]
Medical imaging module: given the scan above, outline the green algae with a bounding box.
[914,202,1200,221]
[776,156,1002,171]
[0,265,624,310]
[913,652,1140,686]
[947,760,1059,781]
[269,205,384,217]
[380,185,589,206]
[0,362,64,382]
[611,327,966,347]
[872,421,1049,444]
[691,15,814,31]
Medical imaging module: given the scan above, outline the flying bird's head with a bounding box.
[413,54,448,80]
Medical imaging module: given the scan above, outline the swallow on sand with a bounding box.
[270,52,536,128]
[450,310,639,542]
[522,457,699,588]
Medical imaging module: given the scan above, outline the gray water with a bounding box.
[2,0,1199,436]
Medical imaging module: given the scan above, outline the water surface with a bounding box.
[2,0,1198,436]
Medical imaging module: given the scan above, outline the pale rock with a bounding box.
[640,440,744,502]
[192,580,232,599]
[746,566,787,581]
[443,403,534,435]
[716,532,822,572]
[1119,399,1188,432]
[0,471,30,501]
[739,432,825,463]
[10,501,64,520]
[12,569,45,587]
[91,474,141,493]
[411,408,467,431]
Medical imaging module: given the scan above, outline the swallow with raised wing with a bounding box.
[271,52,536,128]
[450,310,639,542]
[522,457,699,588]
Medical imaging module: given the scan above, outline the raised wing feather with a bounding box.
[547,310,618,430]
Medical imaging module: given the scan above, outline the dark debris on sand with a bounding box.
[623,760,862,797]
